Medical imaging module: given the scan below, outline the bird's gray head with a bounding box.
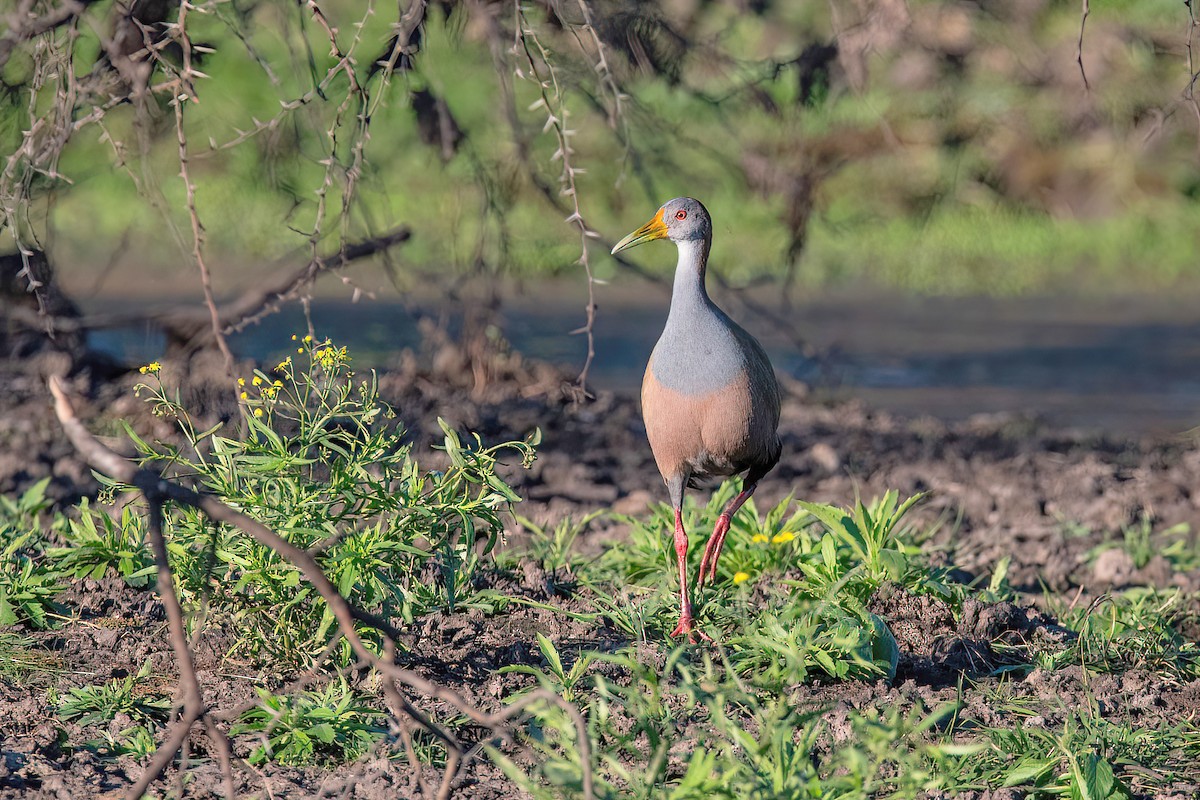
[611,197,712,254]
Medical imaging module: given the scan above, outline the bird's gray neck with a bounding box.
[652,235,744,396]
[664,238,713,327]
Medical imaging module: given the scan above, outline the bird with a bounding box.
[611,197,782,642]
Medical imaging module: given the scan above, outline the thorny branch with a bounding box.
[1076,0,1090,93]
[1185,1,1200,153]
[170,1,238,386]
[514,1,602,396]
[49,376,595,800]
[1,228,411,350]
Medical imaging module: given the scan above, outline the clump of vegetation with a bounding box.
[57,661,173,727]
[585,488,941,684]
[233,677,387,766]
[494,487,1198,799]
[79,337,539,668]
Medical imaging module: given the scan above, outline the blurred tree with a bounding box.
[2,0,1199,385]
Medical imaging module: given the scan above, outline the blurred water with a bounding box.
[84,286,1200,437]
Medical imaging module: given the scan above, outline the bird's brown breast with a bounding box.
[642,364,769,482]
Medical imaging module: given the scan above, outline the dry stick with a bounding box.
[220,226,412,335]
[128,499,221,800]
[49,378,595,800]
[202,712,237,798]
[1185,2,1200,154]
[1076,0,1090,93]
[0,0,85,69]
[172,2,237,385]
[515,3,599,395]
[382,639,437,800]
[4,226,412,339]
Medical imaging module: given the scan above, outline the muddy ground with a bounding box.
[1,344,1199,798]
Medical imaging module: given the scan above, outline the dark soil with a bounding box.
[2,345,1199,798]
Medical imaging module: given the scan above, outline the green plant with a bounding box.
[500,633,595,703]
[0,536,64,630]
[47,499,155,587]
[232,677,387,766]
[793,491,928,597]
[1087,514,1196,572]
[86,724,160,760]
[0,478,53,528]
[58,662,172,727]
[1041,587,1200,678]
[512,510,604,574]
[495,644,969,800]
[118,337,538,667]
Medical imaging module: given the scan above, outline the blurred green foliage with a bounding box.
[3,0,1200,297]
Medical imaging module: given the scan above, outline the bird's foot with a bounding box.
[669,615,712,643]
[697,514,731,589]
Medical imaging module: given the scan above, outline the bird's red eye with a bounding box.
[675,210,687,220]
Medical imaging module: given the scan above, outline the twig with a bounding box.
[1185,2,1200,154]
[4,226,411,348]
[1076,0,1090,93]
[514,1,599,397]
[170,1,237,386]
[125,498,225,799]
[0,0,86,70]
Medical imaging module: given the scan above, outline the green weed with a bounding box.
[0,540,64,630]
[511,511,605,575]
[117,337,538,667]
[47,499,155,587]
[590,487,925,682]
[232,677,387,766]
[1043,588,1200,679]
[0,478,53,527]
[57,662,173,727]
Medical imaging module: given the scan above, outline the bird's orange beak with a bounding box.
[611,209,668,254]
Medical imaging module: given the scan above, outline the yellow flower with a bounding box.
[253,408,263,417]
[275,358,291,372]
[290,334,297,341]
[733,572,751,584]
[237,377,245,386]
[297,348,304,354]
[273,380,282,387]
[771,531,795,544]
[751,533,769,544]
[139,361,161,375]
[303,334,313,343]
[252,376,262,386]
[240,391,248,400]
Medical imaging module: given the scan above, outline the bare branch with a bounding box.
[514,2,600,397]
[1185,2,1200,153]
[170,2,237,388]
[1077,0,1091,93]
[123,499,218,800]
[0,0,87,70]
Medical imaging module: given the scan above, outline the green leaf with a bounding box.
[307,722,336,743]
[1004,756,1056,787]
[1070,753,1131,800]
[537,633,565,680]
[869,613,899,683]
[0,590,18,626]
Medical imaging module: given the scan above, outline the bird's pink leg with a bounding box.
[668,509,710,642]
[697,483,759,588]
